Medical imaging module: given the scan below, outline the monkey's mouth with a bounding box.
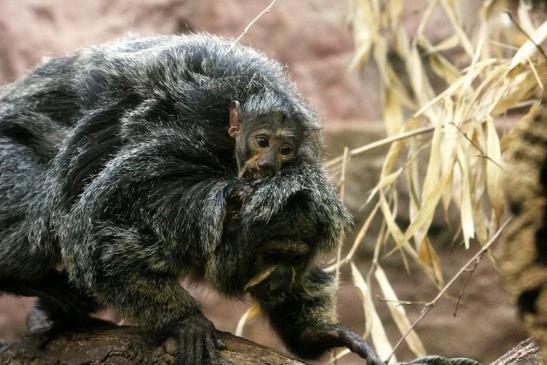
[239,164,275,180]
[244,265,299,297]
[243,265,277,291]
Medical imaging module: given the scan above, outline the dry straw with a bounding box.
[326,0,546,362]
[234,0,546,361]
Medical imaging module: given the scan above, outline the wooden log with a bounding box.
[0,324,541,365]
[0,324,306,365]
[490,338,542,365]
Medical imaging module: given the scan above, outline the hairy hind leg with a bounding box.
[0,270,106,344]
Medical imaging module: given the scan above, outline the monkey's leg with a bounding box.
[253,267,383,365]
[67,228,227,365]
[26,297,107,347]
[25,271,105,343]
[92,272,226,365]
[0,271,104,344]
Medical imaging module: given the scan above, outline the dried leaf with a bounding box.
[510,19,547,69]
[383,86,404,136]
[398,159,454,253]
[427,33,460,53]
[387,0,402,31]
[349,0,378,69]
[457,145,475,248]
[375,266,427,356]
[440,0,474,56]
[243,265,277,291]
[235,304,262,336]
[407,45,436,112]
[351,263,395,363]
[428,51,460,83]
[418,236,444,286]
[365,168,403,207]
[485,117,504,224]
[380,192,411,256]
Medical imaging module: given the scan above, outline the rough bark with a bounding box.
[0,324,542,365]
[0,324,306,365]
[490,338,542,365]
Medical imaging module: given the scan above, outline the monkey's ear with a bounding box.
[228,100,241,138]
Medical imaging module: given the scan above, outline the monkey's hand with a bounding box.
[225,182,254,233]
[230,181,253,205]
[167,313,227,365]
[299,323,384,365]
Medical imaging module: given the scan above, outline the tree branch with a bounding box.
[490,338,541,365]
[0,323,306,365]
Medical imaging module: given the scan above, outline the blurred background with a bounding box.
[0,0,534,364]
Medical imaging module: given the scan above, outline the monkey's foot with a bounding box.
[166,313,229,365]
[26,306,56,340]
[26,306,111,348]
[299,323,384,365]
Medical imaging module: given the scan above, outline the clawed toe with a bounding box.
[25,305,111,348]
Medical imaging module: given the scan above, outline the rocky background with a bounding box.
[0,0,526,364]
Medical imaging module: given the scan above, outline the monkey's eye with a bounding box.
[279,145,293,156]
[256,136,269,148]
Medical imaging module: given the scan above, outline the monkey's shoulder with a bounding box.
[71,34,287,92]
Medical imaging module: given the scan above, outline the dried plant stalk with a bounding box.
[328,0,546,362]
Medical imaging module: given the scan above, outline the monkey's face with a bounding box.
[236,117,301,180]
[228,101,302,180]
[245,240,312,297]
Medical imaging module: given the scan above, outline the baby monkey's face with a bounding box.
[240,122,298,179]
[228,100,301,180]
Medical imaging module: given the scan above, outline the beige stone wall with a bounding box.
[0,0,379,122]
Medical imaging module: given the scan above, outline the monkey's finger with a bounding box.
[177,332,194,365]
[205,333,222,363]
[193,335,205,365]
[204,333,217,355]
[338,331,383,365]
[364,349,385,365]
[337,330,361,353]
[175,350,187,365]
[189,332,202,365]
[215,336,226,349]
[300,329,341,347]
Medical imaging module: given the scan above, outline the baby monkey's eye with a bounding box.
[279,145,293,156]
[256,136,269,148]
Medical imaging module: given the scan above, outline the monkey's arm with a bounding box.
[65,225,226,365]
[252,267,383,365]
[235,159,381,362]
[54,135,235,365]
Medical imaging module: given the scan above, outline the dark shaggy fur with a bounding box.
[0,34,381,365]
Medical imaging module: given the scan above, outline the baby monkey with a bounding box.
[228,100,301,180]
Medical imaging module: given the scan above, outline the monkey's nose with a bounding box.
[268,266,292,294]
[257,160,275,176]
[258,160,274,169]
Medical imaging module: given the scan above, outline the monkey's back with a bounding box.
[0,33,310,180]
[0,55,79,270]
[1,34,297,125]
[0,34,316,266]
